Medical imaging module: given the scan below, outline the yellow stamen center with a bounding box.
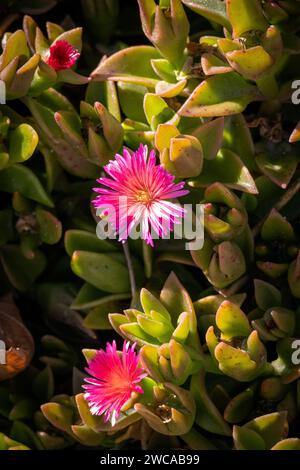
[136,190,151,203]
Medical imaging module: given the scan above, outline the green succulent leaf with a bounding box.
[261,209,294,242]
[244,412,288,449]
[226,47,273,81]
[33,366,54,402]
[215,342,257,380]
[41,402,74,434]
[201,53,232,76]
[76,393,141,432]
[178,73,258,118]
[71,251,130,294]
[118,82,148,123]
[9,399,37,422]
[271,439,300,450]
[144,93,177,130]
[140,288,171,321]
[71,424,104,447]
[181,0,230,29]
[0,164,54,207]
[226,0,268,38]
[25,97,98,179]
[65,230,117,257]
[92,46,161,88]
[8,124,38,164]
[0,30,30,70]
[224,389,254,424]
[254,279,282,310]
[189,148,258,194]
[160,272,195,326]
[1,245,46,292]
[36,207,62,245]
[135,383,196,436]
[288,253,300,299]
[191,369,231,436]
[233,425,266,450]
[10,421,43,450]
[192,117,224,160]
[138,0,189,68]
[216,300,251,339]
[256,151,298,189]
[223,114,255,170]
[83,301,122,330]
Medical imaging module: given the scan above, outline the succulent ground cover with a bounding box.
[0,0,300,451]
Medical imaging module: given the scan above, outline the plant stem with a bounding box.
[142,241,153,279]
[123,241,136,299]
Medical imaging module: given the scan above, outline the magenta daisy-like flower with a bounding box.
[83,341,147,426]
[46,40,80,71]
[93,144,189,246]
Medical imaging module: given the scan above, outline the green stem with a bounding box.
[142,241,153,279]
[123,241,136,299]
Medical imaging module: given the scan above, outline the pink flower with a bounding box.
[83,341,147,426]
[46,40,80,71]
[93,144,189,246]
